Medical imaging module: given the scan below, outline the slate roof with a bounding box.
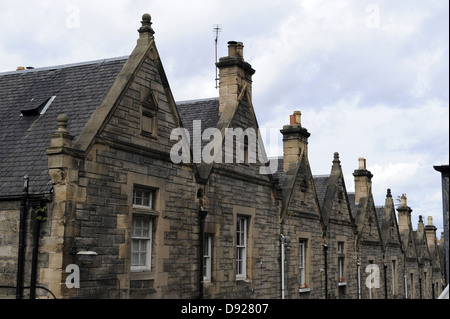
[0,57,128,197]
[347,193,357,219]
[272,156,285,187]
[176,98,220,150]
[313,175,330,207]
[375,206,385,230]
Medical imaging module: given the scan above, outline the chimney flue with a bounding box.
[228,41,238,57]
[289,111,301,125]
[358,157,366,170]
[236,42,244,59]
[400,194,407,207]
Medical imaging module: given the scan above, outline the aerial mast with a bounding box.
[213,24,222,89]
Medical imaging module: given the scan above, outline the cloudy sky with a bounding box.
[1,0,448,234]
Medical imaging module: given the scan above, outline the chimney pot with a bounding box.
[289,111,301,125]
[228,41,238,57]
[236,42,244,59]
[358,157,366,170]
[401,194,407,206]
[17,66,25,71]
[428,216,433,226]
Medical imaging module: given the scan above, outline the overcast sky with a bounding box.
[1,0,448,234]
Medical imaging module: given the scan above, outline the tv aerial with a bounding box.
[213,24,222,89]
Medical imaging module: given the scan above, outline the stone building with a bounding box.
[314,153,358,299]
[376,189,406,299]
[0,13,445,299]
[415,216,433,299]
[397,195,421,299]
[348,159,385,299]
[276,112,325,299]
[424,216,446,298]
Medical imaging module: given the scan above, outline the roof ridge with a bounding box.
[176,97,219,104]
[0,55,129,76]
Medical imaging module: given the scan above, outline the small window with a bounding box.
[338,242,345,283]
[299,240,307,288]
[141,112,155,136]
[131,216,153,271]
[133,187,156,209]
[203,235,212,282]
[391,260,397,295]
[141,91,158,137]
[236,216,248,279]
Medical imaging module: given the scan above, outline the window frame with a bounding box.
[236,216,248,280]
[131,215,153,272]
[298,239,307,287]
[338,242,345,283]
[391,259,397,295]
[132,187,156,210]
[203,234,212,283]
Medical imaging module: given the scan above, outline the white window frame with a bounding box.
[299,240,306,287]
[338,242,345,282]
[133,187,155,209]
[131,216,153,272]
[391,260,397,295]
[236,216,248,280]
[203,235,212,283]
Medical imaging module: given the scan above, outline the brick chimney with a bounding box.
[397,194,412,235]
[280,111,310,172]
[352,157,373,205]
[216,41,255,113]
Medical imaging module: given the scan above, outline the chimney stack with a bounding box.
[216,41,255,113]
[397,194,412,236]
[353,157,373,205]
[280,111,310,172]
[425,216,438,251]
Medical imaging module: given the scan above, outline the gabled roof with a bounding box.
[0,57,127,197]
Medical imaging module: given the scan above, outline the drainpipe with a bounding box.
[198,210,208,299]
[384,263,388,299]
[280,234,286,299]
[323,244,328,299]
[357,259,361,299]
[16,175,29,299]
[30,201,46,299]
[404,275,408,298]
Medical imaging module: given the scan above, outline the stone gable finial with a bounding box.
[386,188,392,197]
[138,13,155,35]
[333,152,340,163]
[57,114,69,132]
